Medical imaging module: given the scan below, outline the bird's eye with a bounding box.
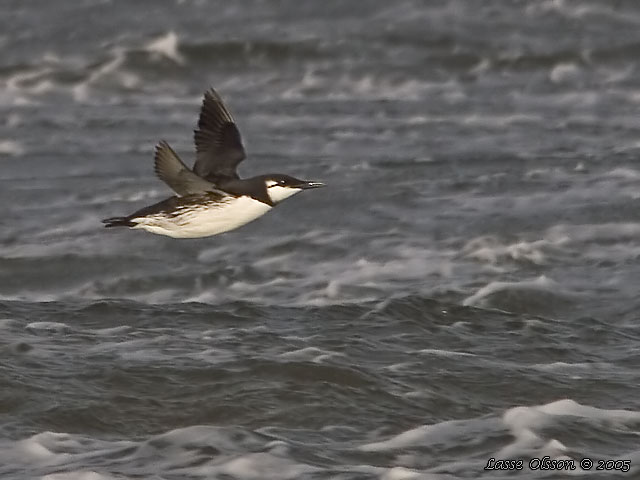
[279,180,286,185]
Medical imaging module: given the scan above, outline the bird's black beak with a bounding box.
[299,181,325,189]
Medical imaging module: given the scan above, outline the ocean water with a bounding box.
[2,0,640,478]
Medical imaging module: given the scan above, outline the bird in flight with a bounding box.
[102,88,324,238]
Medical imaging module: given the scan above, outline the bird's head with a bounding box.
[264,174,324,204]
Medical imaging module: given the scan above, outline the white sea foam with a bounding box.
[416,348,476,358]
[379,466,425,480]
[461,221,640,284]
[462,275,573,309]
[145,31,184,64]
[460,113,541,128]
[213,452,319,479]
[71,47,138,103]
[355,399,640,476]
[529,361,615,377]
[527,0,640,23]
[462,236,553,265]
[25,322,71,334]
[14,433,58,460]
[0,139,25,156]
[359,417,499,452]
[279,346,343,363]
[546,222,640,243]
[535,398,640,421]
[283,71,457,101]
[6,67,56,95]
[88,325,132,336]
[603,167,640,180]
[188,347,237,364]
[1,399,638,478]
[549,62,582,84]
[498,399,640,461]
[42,472,119,480]
[0,425,322,479]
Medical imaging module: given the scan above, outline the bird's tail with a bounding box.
[102,216,134,228]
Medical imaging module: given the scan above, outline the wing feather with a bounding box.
[192,88,246,183]
[154,140,222,196]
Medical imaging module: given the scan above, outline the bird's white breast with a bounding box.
[131,195,272,238]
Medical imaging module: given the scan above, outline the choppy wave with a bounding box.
[2,292,640,479]
[3,5,640,106]
[1,398,639,479]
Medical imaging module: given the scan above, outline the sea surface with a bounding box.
[1,0,640,478]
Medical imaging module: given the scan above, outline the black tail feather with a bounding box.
[102,216,134,228]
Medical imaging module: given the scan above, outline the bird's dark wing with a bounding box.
[192,88,246,183]
[154,140,222,196]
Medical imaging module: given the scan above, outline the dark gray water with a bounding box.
[2,0,640,478]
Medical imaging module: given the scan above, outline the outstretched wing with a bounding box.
[193,88,246,183]
[154,140,221,196]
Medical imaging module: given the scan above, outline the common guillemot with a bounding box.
[102,88,324,238]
